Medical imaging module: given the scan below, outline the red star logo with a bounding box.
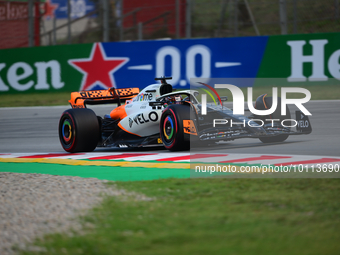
[43,0,58,20]
[68,43,129,90]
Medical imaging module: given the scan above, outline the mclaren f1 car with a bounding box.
[58,77,312,152]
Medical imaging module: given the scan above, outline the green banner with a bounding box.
[0,43,93,93]
[256,32,340,87]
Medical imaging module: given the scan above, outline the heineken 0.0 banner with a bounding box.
[0,32,339,94]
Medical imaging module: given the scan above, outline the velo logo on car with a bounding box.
[195,79,312,128]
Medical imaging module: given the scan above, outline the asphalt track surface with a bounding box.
[0,100,339,157]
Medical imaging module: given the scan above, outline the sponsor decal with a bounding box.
[129,111,158,127]
[139,93,153,101]
[296,111,312,133]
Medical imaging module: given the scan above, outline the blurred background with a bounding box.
[1,0,339,49]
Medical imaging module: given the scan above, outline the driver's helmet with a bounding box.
[166,96,176,103]
[166,95,182,103]
[174,95,182,101]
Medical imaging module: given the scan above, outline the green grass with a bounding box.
[1,84,339,107]
[0,91,71,107]
[20,178,340,255]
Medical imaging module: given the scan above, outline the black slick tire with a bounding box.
[59,108,100,152]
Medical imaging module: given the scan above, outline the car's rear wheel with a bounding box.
[160,105,190,151]
[254,95,291,143]
[59,108,100,152]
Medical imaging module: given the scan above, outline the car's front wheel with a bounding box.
[254,95,291,143]
[160,105,190,151]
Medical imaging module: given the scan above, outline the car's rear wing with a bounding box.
[69,88,140,108]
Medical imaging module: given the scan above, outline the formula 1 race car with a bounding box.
[58,77,312,152]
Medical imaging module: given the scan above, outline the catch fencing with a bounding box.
[0,0,339,49]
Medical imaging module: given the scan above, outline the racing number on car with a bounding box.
[183,120,197,135]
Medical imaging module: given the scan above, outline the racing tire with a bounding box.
[255,95,291,143]
[59,108,100,153]
[160,104,190,151]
